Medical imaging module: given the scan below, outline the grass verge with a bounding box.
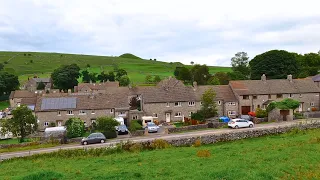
[1,129,319,179]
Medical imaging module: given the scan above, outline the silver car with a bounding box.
[145,122,159,133]
[116,125,129,135]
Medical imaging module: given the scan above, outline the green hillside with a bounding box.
[0,51,232,84]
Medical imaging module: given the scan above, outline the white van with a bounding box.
[0,127,13,140]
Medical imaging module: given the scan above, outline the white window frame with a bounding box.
[188,101,195,106]
[311,102,315,107]
[153,113,158,117]
[119,111,125,115]
[79,110,86,115]
[175,112,182,117]
[174,102,182,107]
[289,94,293,98]
[243,95,249,100]
[91,110,95,114]
[67,110,74,115]
[166,102,170,107]
[132,115,138,120]
[217,100,222,105]
[91,119,96,124]
[228,111,236,116]
[57,111,61,116]
[228,102,236,106]
[110,109,114,113]
[200,102,203,105]
[44,122,49,126]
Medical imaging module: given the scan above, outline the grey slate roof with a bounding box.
[312,74,320,82]
[33,78,51,83]
[229,79,320,95]
[40,97,77,110]
[195,85,237,102]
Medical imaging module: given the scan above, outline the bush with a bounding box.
[196,149,211,158]
[102,130,117,139]
[294,113,304,119]
[96,117,119,132]
[266,102,277,113]
[193,139,201,147]
[256,108,267,118]
[49,122,56,127]
[150,139,170,149]
[65,118,85,138]
[129,120,143,132]
[129,143,143,153]
[208,122,214,128]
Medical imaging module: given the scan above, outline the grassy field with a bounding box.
[1,129,319,179]
[0,51,232,84]
[0,101,9,110]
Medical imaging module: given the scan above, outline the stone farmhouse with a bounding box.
[9,75,320,130]
[23,78,52,92]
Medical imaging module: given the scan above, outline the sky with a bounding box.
[0,0,320,67]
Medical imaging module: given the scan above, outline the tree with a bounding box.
[231,52,250,77]
[227,71,248,80]
[86,64,91,68]
[81,70,90,83]
[108,71,115,81]
[115,69,127,81]
[177,67,192,83]
[276,98,300,110]
[37,81,46,90]
[119,75,130,86]
[51,64,80,91]
[200,88,218,119]
[129,96,141,110]
[97,71,108,82]
[88,72,98,83]
[191,64,210,85]
[96,117,119,138]
[65,117,85,138]
[207,76,220,85]
[0,72,19,95]
[250,50,300,79]
[0,105,37,143]
[0,63,4,71]
[214,72,230,85]
[190,61,194,65]
[145,75,153,83]
[154,75,161,83]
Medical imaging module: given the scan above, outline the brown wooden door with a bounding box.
[241,106,251,115]
[280,110,289,121]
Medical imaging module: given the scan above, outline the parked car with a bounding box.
[240,115,253,121]
[81,133,106,145]
[228,119,254,129]
[116,125,129,135]
[145,122,160,133]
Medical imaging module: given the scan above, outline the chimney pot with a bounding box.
[261,74,266,81]
[287,74,293,82]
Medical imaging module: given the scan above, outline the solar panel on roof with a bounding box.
[41,97,77,110]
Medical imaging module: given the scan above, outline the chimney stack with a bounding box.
[287,74,293,82]
[261,74,266,81]
[90,80,92,84]
[68,89,72,94]
[193,81,198,89]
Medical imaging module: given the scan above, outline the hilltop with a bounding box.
[0,51,231,83]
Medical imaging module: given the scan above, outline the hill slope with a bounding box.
[0,51,232,83]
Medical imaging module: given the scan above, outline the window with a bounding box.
[253,95,257,99]
[132,115,138,120]
[189,112,194,117]
[289,94,293,98]
[153,113,158,117]
[67,110,73,115]
[299,94,302,98]
[91,119,96,124]
[166,102,170,107]
[174,102,182,107]
[311,102,315,107]
[110,109,114,113]
[200,102,203,105]
[44,122,49,126]
[228,111,236,116]
[57,111,61,116]
[277,94,283,98]
[257,105,260,109]
[243,95,249,100]
[188,101,195,106]
[217,101,222,105]
[268,94,271,99]
[175,112,182,117]
[79,110,86,115]
[91,110,95,114]
[119,111,125,115]
[228,102,236,106]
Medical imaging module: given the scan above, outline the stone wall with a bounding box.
[156,122,320,147]
[130,130,145,137]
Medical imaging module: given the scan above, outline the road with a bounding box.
[0,120,312,160]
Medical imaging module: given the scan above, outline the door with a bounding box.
[57,121,62,127]
[165,113,171,122]
[241,106,251,115]
[280,110,289,121]
[298,103,303,112]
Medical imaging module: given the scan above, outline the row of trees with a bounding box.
[51,64,132,91]
[0,62,20,96]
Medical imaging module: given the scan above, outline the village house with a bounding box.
[74,81,120,93]
[23,78,52,92]
[229,74,320,115]
[9,90,37,110]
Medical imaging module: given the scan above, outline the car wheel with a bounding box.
[101,139,105,143]
[234,125,239,129]
[249,124,253,128]
[83,141,88,145]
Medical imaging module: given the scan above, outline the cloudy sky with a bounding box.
[0,0,320,66]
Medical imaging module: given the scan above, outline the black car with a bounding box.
[81,133,106,145]
[116,125,129,135]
